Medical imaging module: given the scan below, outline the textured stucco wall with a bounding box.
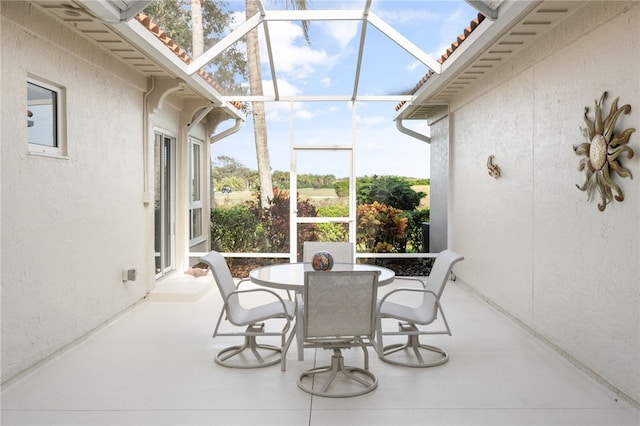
[1,4,152,382]
[446,1,639,403]
[428,113,449,253]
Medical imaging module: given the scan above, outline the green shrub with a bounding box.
[214,176,246,191]
[316,204,349,242]
[401,209,430,253]
[357,175,425,211]
[333,179,349,198]
[210,205,259,252]
[254,188,319,256]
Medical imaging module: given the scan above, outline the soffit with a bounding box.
[31,1,200,100]
[397,0,585,121]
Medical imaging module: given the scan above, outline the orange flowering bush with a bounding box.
[356,202,407,253]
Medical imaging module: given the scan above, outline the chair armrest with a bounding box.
[234,277,252,289]
[227,287,293,320]
[295,293,304,313]
[378,286,438,306]
[295,293,305,328]
[295,292,305,361]
[392,276,427,288]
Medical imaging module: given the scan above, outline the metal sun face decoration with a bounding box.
[574,92,635,212]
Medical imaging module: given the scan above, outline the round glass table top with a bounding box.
[249,263,395,291]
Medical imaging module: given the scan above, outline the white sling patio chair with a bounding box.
[296,241,354,301]
[376,249,464,367]
[302,241,354,264]
[296,270,380,397]
[200,251,296,371]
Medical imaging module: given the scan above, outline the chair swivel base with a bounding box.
[380,323,449,368]
[215,324,282,369]
[297,349,378,398]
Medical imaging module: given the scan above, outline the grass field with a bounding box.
[213,185,430,209]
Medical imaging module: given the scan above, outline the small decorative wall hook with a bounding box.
[487,155,501,179]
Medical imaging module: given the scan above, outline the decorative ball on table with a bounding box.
[311,251,334,271]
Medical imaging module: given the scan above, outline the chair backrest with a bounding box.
[425,249,464,300]
[303,270,380,339]
[303,241,354,264]
[199,251,243,321]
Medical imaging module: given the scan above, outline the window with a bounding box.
[189,138,204,243]
[27,78,66,156]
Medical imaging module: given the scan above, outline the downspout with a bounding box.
[207,115,244,250]
[142,76,156,205]
[395,118,431,143]
[210,117,243,143]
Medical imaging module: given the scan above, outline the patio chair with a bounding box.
[376,249,464,367]
[302,241,354,264]
[296,241,354,300]
[200,251,296,371]
[296,270,380,397]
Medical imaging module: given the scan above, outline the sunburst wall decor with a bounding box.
[573,92,635,212]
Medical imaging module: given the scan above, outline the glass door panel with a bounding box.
[154,133,175,277]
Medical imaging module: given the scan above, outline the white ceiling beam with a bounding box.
[351,0,374,101]
[262,20,280,101]
[223,95,413,102]
[187,13,262,74]
[366,12,442,73]
[264,9,365,21]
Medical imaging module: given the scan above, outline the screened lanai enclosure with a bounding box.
[134,0,487,275]
[6,0,639,413]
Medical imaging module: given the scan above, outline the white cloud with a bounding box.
[261,81,316,122]
[262,78,300,97]
[260,21,333,80]
[374,8,441,26]
[407,60,420,72]
[317,20,359,53]
[295,108,315,120]
[437,7,472,56]
[356,113,387,128]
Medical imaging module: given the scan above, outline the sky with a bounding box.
[210,1,479,179]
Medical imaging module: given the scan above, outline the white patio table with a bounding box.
[249,262,395,360]
[249,262,395,292]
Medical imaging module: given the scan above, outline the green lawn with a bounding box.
[298,188,338,198]
[213,185,430,209]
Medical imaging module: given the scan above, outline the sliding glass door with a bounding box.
[154,132,176,278]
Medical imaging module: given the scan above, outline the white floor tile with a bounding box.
[2,279,638,426]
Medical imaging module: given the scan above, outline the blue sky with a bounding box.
[211,1,479,179]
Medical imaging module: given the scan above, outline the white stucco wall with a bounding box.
[428,111,450,253]
[444,1,639,403]
[1,4,152,382]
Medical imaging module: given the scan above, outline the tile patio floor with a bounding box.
[2,274,638,426]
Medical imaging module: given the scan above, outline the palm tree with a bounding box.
[245,0,309,208]
[190,0,204,58]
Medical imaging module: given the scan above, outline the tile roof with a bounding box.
[395,13,485,112]
[135,13,242,111]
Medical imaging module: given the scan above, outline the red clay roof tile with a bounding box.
[134,12,241,110]
[395,13,485,112]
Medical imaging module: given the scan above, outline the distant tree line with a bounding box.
[213,155,430,193]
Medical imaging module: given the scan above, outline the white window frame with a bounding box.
[189,137,205,245]
[27,76,67,157]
